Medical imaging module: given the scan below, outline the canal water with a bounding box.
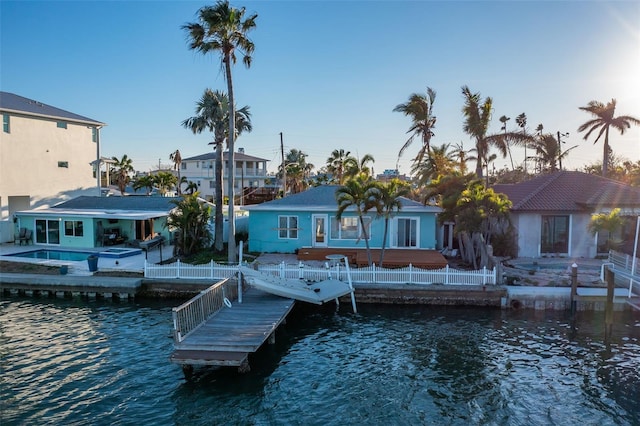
[1,296,639,425]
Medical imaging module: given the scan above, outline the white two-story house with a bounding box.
[181,148,269,203]
[0,91,105,242]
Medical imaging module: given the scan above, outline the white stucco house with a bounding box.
[180,149,269,203]
[0,91,105,242]
[493,171,640,258]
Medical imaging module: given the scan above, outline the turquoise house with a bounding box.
[13,196,178,248]
[241,185,442,254]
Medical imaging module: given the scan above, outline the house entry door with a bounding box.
[312,214,328,247]
[396,218,418,248]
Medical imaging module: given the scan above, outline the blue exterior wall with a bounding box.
[247,209,438,253]
[14,214,170,248]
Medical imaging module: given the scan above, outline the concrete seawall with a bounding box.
[1,274,637,311]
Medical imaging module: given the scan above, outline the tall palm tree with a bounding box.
[515,113,528,174]
[181,89,252,251]
[336,174,378,266]
[169,150,183,194]
[499,115,514,170]
[462,86,532,180]
[578,99,640,178]
[326,149,356,184]
[167,192,212,257]
[371,179,410,267]
[393,87,437,166]
[111,154,134,195]
[184,0,257,262]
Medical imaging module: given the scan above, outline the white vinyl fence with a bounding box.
[145,260,497,286]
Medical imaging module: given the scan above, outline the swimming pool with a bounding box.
[7,248,142,261]
[7,249,95,262]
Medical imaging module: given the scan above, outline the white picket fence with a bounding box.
[145,259,497,286]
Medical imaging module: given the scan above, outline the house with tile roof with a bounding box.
[181,149,270,203]
[241,185,442,254]
[493,171,640,258]
[13,196,178,248]
[0,92,105,242]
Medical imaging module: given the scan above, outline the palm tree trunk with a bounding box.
[214,141,224,252]
[602,126,610,178]
[225,55,236,263]
[380,218,389,267]
[359,215,373,266]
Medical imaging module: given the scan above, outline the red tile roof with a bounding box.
[492,171,640,212]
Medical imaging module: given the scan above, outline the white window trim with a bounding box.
[330,215,372,240]
[392,216,420,248]
[277,215,299,239]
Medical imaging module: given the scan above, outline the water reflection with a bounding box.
[1,297,638,425]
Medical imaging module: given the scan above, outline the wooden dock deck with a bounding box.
[297,247,448,269]
[171,284,295,373]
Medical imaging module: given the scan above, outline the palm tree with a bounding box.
[515,113,528,174]
[111,154,134,195]
[169,150,183,194]
[280,149,314,194]
[462,86,532,180]
[166,192,212,257]
[530,133,578,173]
[499,115,514,170]
[185,180,199,195]
[411,143,456,185]
[345,153,375,180]
[181,89,252,252]
[588,208,625,252]
[451,142,469,174]
[132,174,155,196]
[578,99,640,178]
[154,171,178,196]
[394,87,437,166]
[184,0,257,262]
[336,174,378,266]
[326,149,356,184]
[371,179,410,267]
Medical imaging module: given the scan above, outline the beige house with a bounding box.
[0,91,105,242]
[181,148,269,203]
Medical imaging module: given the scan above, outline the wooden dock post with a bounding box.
[604,266,615,340]
[570,263,578,315]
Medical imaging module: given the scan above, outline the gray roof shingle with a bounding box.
[0,91,104,125]
[52,196,180,212]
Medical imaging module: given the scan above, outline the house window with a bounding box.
[57,121,67,129]
[58,161,69,168]
[395,217,418,248]
[181,163,187,170]
[209,180,214,188]
[36,219,60,244]
[64,220,84,237]
[278,216,298,239]
[541,215,569,253]
[330,216,371,240]
[2,114,9,133]
[92,127,98,142]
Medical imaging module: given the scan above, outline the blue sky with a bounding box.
[2,0,638,176]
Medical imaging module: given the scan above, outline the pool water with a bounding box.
[7,249,94,262]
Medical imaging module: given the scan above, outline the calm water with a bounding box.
[1,296,639,425]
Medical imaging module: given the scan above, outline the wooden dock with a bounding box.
[297,247,448,269]
[170,279,295,374]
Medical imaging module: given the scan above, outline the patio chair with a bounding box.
[18,229,32,245]
[16,227,26,242]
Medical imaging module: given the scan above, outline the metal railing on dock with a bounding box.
[172,278,237,343]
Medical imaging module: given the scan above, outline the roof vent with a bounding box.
[238,147,244,153]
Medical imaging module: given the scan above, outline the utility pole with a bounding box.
[280,132,286,197]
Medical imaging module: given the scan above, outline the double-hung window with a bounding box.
[2,114,9,133]
[278,216,298,239]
